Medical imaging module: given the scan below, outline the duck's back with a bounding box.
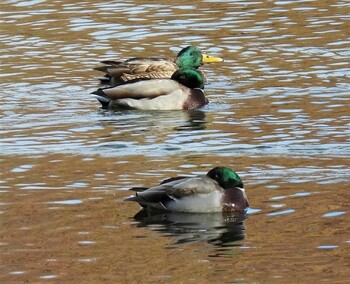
[95,57,178,86]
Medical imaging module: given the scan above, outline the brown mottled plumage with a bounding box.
[94,46,223,86]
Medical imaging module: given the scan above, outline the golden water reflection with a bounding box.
[0,0,349,283]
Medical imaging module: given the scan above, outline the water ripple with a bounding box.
[0,1,349,283]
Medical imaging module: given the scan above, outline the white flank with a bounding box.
[114,90,187,110]
[166,191,223,213]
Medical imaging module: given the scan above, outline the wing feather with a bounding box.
[136,176,220,201]
[125,176,221,210]
[94,57,177,84]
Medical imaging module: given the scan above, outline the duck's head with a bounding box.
[207,167,244,189]
[171,67,205,89]
[175,46,223,68]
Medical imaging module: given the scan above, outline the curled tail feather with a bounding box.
[91,89,110,108]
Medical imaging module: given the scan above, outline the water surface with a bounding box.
[0,0,349,283]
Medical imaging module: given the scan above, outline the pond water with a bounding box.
[0,0,349,283]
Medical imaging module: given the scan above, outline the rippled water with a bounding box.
[1,0,349,283]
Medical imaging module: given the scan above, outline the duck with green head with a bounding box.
[125,167,249,213]
[94,46,223,86]
[91,67,208,110]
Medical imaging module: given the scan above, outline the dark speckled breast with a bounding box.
[222,188,249,212]
[183,89,208,110]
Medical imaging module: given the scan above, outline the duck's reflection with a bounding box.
[97,109,207,131]
[132,209,247,247]
[174,109,207,131]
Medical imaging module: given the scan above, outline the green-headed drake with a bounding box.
[94,46,223,86]
[125,167,249,213]
[91,67,208,110]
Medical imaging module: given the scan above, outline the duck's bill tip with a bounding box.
[202,53,224,63]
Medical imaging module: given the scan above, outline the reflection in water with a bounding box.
[174,110,207,131]
[98,109,207,131]
[93,109,208,155]
[132,209,246,247]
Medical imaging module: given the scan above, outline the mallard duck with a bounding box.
[91,67,208,110]
[94,46,223,86]
[125,167,249,213]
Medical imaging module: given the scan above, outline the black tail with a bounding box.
[129,187,148,192]
[91,88,110,108]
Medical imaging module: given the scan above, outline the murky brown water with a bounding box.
[1,0,349,283]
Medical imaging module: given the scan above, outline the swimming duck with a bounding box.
[94,46,223,86]
[125,167,249,213]
[91,67,208,110]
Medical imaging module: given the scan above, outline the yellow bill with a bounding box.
[202,53,224,63]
